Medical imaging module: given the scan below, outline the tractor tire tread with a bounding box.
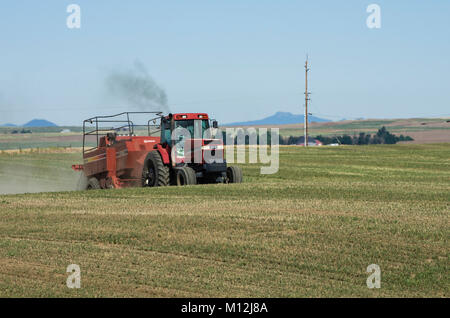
[176,166,197,185]
[186,167,197,185]
[227,166,243,183]
[145,151,170,187]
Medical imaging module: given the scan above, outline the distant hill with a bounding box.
[1,123,17,127]
[23,119,58,127]
[225,111,331,126]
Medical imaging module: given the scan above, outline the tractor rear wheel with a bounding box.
[175,167,197,186]
[142,151,170,187]
[226,166,243,183]
[87,177,101,190]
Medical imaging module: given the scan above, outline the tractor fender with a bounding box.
[154,144,171,165]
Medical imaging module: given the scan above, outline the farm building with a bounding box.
[295,136,323,146]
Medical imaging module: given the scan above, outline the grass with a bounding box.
[0,144,449,297]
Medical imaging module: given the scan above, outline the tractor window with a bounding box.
[175,120,209,139]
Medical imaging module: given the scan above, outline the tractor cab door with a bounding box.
[161,118,172,146]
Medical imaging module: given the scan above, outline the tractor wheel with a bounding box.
[142,151,170,187]
[175,167,197,186]
[87,177,101,190]
[226,166,243,183]
[186,167,197,185]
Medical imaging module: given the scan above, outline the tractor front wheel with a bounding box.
[226,166,243,183]
[142,151,170,187]
[175,167,197,186]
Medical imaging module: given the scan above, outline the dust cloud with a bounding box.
[0,156,84,195]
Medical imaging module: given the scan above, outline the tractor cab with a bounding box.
[160,113,214,146]
[158,113,229,184]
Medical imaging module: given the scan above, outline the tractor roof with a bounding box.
[168,113,209,120]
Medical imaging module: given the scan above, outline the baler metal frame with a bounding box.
[82,111,163,154]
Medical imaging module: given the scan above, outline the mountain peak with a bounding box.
[273,111,293,117]
[23,119,58,127]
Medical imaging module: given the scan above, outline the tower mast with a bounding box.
[304,57,310,147]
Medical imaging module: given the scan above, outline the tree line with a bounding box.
[221,126,413,145]
[313,127,414,145]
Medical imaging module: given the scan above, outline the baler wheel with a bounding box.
[87,177,101,190]
[142,151,170,187]
[175,167,197,186]
[226,166,243,183]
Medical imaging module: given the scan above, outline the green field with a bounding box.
[0,144,449,297]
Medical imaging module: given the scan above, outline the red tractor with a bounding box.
[72,112,242,190]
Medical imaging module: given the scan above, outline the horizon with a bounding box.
[1,1,450,125]
[2,111,450,127]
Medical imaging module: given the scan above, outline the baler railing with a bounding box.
[82,111,163,154]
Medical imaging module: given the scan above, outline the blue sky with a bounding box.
[0,0,449,125]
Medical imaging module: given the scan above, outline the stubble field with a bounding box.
[0,144,448,297]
